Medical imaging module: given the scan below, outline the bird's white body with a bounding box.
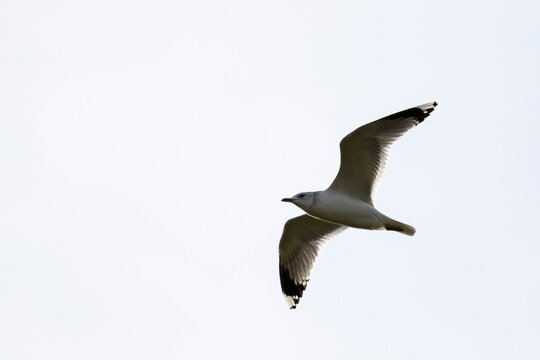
[303,190,385,230]
[291,190,415,235]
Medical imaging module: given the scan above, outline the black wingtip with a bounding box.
[423,101,437,112]
[279,262,306,309]
[413,101,438,124]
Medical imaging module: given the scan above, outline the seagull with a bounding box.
[279,102,437,309]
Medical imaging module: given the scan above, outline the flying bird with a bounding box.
[279,102,437,309]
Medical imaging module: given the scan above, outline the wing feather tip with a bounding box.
[415,101,437,124]
[418,101,437,112]
[279,261,307,308]
[284,295,299,309]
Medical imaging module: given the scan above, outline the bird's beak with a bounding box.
[281,198,295,203]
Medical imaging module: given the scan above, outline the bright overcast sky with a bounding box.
[1,0,539,359]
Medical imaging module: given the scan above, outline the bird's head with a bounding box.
[281,192,317,210]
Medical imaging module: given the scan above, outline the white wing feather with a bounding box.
[328,102,437,204]
[278,215,346,309]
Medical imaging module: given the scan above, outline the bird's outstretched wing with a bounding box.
[327,102,437,204]
[278,215,346,309]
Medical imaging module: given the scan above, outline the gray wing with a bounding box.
[278,215,346,309]
[328,102,437,204]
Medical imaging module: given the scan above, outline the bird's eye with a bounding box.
[299,194,306,198]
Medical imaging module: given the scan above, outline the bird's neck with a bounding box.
[308,192,320,210]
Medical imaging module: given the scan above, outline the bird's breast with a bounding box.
[307,192,385,230]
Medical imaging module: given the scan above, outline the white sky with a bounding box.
[1,0,540,359]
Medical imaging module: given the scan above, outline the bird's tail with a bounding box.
[383,217,416,236]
